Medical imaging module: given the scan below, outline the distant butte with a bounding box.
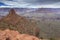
[0,9,26,25]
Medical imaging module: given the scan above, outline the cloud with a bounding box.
[11,0,60,4]
[0,1,31,8]
[0,0,60,8]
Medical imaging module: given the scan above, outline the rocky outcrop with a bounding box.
[0,29,40,40]
[0,9,40,37]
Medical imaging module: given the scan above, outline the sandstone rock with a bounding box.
[0,9,40,37]
[0,29,40,40]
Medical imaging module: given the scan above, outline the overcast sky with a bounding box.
[0,0,60,8]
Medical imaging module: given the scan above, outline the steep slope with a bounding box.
[0,9,40,38]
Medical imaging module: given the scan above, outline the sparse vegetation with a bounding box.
[49,38,55,40]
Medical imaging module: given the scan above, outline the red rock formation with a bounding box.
[0,29,40,40]
[0,9,40,38]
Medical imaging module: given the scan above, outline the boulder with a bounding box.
[0,29,40,40]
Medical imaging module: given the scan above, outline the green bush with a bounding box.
[50,38,55,40]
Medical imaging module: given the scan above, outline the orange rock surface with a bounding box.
[0,29,40,40]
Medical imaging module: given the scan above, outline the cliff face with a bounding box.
[0,9,40,38]
[0,29,40,40]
